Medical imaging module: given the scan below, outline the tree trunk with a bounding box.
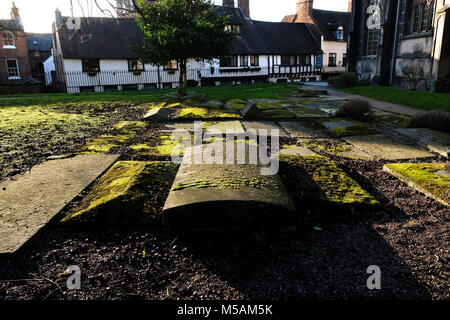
[178,59,187,97]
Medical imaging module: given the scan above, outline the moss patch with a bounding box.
[332,124,378,137]
[64,161,178,223]
[173,106,242,119]
[255,100,292,110]
[280,154,379,209]
[384,163,449,206]
[261,108,295,119]
[225,99,247,110]
[83,121,147,154]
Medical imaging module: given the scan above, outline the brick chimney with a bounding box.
[348,0,352,13]
[223,0,235,8]
[238,0,250,17]
[296,0,314,24]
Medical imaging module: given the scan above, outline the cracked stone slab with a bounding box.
[0,154,118,254]
[394,128,450,158]
[143,107,174,122]
[241,121,288,137]
[344,134,435,160]
[163,142,296,229]
[279,121,328,138]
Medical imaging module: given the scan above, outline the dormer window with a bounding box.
[335,26,344,41]
[2,31,15,48]
[225,24,241,33]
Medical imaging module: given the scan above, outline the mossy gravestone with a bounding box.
[63,161,178,224]
[163,141,296,229]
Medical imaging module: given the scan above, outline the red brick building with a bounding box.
[0,2,31,83]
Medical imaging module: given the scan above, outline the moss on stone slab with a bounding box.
[384,163,449,206]
[83,121,147,154]
[280,154,379,208]
[63,161,178,223]
[332,124,378,137]
[261,108,295,119]
[225,99,248,110]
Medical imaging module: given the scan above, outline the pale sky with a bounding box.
[0,0,350,33]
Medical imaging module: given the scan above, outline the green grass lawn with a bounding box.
[342,86,450,112]
[0,83,299,107]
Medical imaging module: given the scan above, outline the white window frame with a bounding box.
[2,31,16,49]
[6,58,20,79]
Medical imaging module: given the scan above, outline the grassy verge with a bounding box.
[0,83,299,107]
[341,86,450,112]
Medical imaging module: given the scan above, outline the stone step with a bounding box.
[0,154,118,255]
[163,141,296,229]
[344,134,435,160]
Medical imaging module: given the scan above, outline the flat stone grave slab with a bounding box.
[164,122,197,132]
[344,134,435,160]
[203,120,245,136]
[287,107,328,118]
[64,161,178,223]
[0,154,118,254]
[383,163,449,206]
[302,139,374,160]
[394,128,450,158]
[322,119,378,137]
[279,121,328,138]
[279,145,316,157]
[241,120,288,137]
[144,107,175,122]
[163,141,296,229]
[279,154,379,211]
[260,108,296,119]
[252,99,291,109]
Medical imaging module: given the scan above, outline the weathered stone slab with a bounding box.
[163,142,296,229]
[64,161,178,223]
[144,107,175,122]
[288,107,328,118]
[383,163,449,206]
[323,119,378,137]
[241,121,288,137]
[279,154,379,210]
[0,154,118,254]
[279,146,316,157]
[203,120,245,136]
[279,121,328,138]
[302,139,374,160]
[344,134,435,160]
[164,122,197,132]
[240,102,260,118]
[394,128,450,158]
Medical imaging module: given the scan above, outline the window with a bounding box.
[164,60,177,70]
[225,25,241,33]
[328,53,337,67]
[281,55,292,66]
[367,29,379,56]
[82,59,100,72]
[6,59,20,79]
[335,26,344,41]
[250,55,259,66]
[298,55,311,65]
[240,55,248,67]
[220,56,238,67]
[405,1,434,35]
[342,53,347,66]
[128,59,145,71]
[412,5,421,32]
[2,31,15,47]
